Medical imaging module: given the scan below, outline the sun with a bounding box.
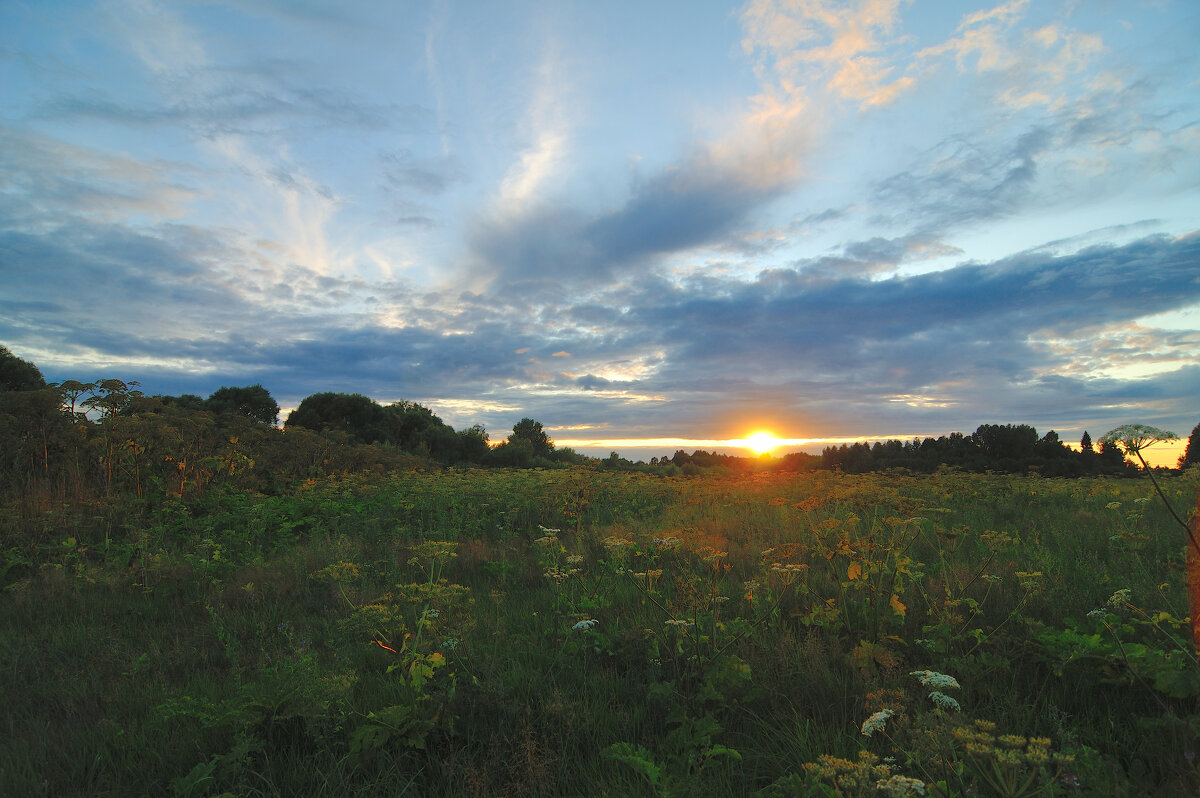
[743,430,779,455]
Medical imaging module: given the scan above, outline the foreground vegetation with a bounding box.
[3,464,1199,796]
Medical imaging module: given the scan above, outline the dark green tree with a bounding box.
[457,424,490,463]
[158,393,208,412]
[206,384,280,426]
[1080,430,1093,453]
[286,392,391,444]
[509,417,553,457]
[0,345,46,392]
[971,423,1038,469]
[1180,421,1200,469]
[383,400,458,457]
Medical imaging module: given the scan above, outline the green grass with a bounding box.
[2,467,1198,796]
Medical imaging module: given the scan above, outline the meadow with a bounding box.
[2,466,1198,796]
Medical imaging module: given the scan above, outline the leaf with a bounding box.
[603,742,662,787]
[847,562,863,581]
[706,744,742,761]
[890,594,907,617]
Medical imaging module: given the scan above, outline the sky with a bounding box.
[2,0,1198,466]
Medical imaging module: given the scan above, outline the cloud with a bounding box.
[380,150,463,195]
[740,0,916,108]
[917,0,1103,109]
[872,125,1052,231]
[0,126,197,225]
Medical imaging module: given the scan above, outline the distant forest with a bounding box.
[2,345,1197,503]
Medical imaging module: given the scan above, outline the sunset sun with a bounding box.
[743,430,779,455]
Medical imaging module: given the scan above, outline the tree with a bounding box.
[158,393,208,413]
[206,384,280,426]
[286,392,390,444]
[509,418,553,458]
[383,400,458,458]
[1080,430,1093,454]
[457,424,490,463]
[0,345,46,392]
[1180,422,1200,469]
[972,423,1037,468]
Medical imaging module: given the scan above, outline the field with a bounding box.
[2,466,1199,796]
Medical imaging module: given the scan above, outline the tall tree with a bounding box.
[206,384,280,426]
[286,392,389,444]
[1180,421,1200,469]
[509,417,552,457]
[457,424,490,463]
[0,345,46,392]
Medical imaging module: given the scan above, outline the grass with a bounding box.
[1,467,1198,796]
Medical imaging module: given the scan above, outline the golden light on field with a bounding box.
[743,430,780,455]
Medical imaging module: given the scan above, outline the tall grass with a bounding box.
[1,467,1197,796]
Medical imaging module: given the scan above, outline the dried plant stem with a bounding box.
[1189,486,1200,660]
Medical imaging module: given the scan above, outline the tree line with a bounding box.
[0,345,584,505]
[655,421,1200,476]
[2,344,1196,505]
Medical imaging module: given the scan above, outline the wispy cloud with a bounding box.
[741,0,916,108]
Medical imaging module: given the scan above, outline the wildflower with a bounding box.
[664,619,694,629]
[876,774,926,797]
[861,709,893,737]
[910,670,960,691]
[534,534,559,547]
[1087,608,1106,619]
[770,562,807,584]
[543,566,572,584]
[1106,501,1122,510]
[537,525,561,534]
[653,536,682,549]
[929,691,961,711]
[572,619,599,631]
[565,554,584,566]
[1106,588,1131,609]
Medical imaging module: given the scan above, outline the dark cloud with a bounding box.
[584,160,788,265]
[468,140,802,286]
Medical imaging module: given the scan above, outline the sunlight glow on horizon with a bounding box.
[743,430,780,455]
[553,436,1189,468]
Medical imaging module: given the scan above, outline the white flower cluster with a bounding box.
[912,670,962,711]
[860,709,893,737]
[652,536,682,549]
[572,619,599,631]
[910,670,960,691]
[928,691,961,711]
[876,774,926,797]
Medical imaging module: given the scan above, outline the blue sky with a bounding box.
[2,0,1198,464]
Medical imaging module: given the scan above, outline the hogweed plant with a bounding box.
[1101,424,1200,659]
[798,670,1075,798]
